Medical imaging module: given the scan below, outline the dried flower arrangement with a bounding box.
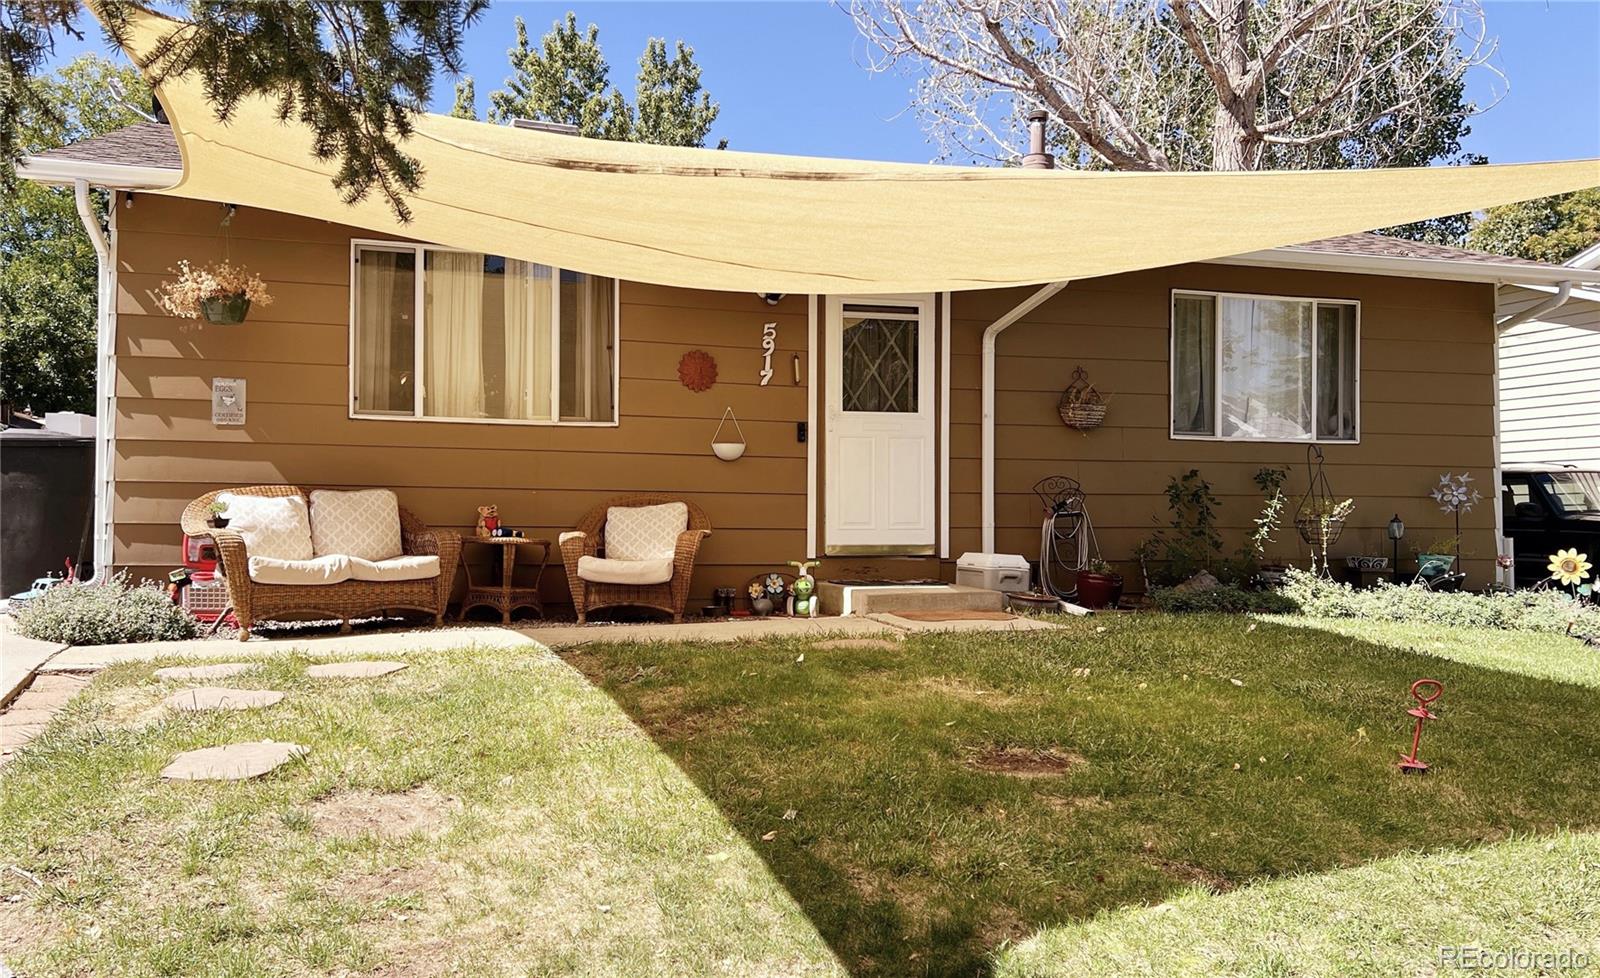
[155,260,274,325]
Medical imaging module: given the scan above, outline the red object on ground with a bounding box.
[1398,678,1443,773]
[182,533,219,571]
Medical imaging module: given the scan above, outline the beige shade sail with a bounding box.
[122,8,1599,295]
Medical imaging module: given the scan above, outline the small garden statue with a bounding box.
[788,560,819,617]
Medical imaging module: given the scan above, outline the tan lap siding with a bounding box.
[950,266,1501,587]
[113,198,808,606]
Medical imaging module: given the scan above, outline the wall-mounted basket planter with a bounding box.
[1057,366,1107,429]
[711,407,747,461]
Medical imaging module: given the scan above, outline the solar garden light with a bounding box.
[1388,514,1405,583]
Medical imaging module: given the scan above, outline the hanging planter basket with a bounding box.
[1057,366,1107,429]
[200,293,252,326]
[711,406,747,461]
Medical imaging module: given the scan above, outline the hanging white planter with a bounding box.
[711,407,747,461]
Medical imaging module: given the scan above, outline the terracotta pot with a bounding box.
[200,293,251,325]
[1075,571,1123,609]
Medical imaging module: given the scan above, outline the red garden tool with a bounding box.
[1398,679,1443,773]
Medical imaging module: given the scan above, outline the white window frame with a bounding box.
[348,238,620,427]
[1169,288,1360,445]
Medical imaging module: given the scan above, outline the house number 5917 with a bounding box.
[759,322,777,386]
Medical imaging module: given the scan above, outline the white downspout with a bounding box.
[1495,281,1572,334]
[981,281,1069,553]
[73,179,116,581]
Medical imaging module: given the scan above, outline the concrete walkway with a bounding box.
[38,612,1058,669]
[1,618,67,706]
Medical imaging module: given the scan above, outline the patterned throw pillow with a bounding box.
[308,489,404,561]
[604,502,688,562]
[218,493,314,561]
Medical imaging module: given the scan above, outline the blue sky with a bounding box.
[51,0,1600,166]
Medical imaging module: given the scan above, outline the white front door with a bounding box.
[825,295,936,555]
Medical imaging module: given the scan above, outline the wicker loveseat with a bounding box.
[559,494,711,624]
[180,485,462,641]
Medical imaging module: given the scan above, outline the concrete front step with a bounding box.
[816,582,1005,617]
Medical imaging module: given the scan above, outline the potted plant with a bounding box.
[156,260,274,325]
[748,581,773,617]
[1076,557,1123,609]
[207,499,230,529]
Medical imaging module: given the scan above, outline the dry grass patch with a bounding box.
[965,745,1086,778]
[310,786,458,841]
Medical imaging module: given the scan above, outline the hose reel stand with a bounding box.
[1034,475,1098,601]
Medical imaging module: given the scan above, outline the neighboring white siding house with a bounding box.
[1497,243,1600,468]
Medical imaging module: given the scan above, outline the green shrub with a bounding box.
[1277,567,1598,635]
[12,575,198,645]
[1148,585,1298,615]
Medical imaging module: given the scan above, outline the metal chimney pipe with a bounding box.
[1022,109,1054,170]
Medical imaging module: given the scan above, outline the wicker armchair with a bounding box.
[180,485,462,641]
[559,494,711,624]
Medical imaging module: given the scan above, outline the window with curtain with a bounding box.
[1171,291,1358,442]
[351,244,615,424]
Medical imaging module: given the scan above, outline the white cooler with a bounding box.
[955,552,1031,593]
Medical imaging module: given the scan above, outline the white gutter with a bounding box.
[72,180,117,581]
[981,281,1069,554]
[1496,281,1573,334]
[20,156,178,189]
[1211,248,1600,288]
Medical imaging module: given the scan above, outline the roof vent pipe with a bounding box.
[1022,110,1054,170]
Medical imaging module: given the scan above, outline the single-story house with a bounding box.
[20,116,1600,609]
[1496,240,1600,469]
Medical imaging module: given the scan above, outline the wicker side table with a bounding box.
[459,537,551,624]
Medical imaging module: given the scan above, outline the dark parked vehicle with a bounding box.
[1501,465,1600,588]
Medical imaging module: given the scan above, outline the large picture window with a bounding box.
[351,242,617,424]
[1171,290,1358,442]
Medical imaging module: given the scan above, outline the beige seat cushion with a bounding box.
[220,493,314,561]
[348,554,440,582]
[577,555,674,586]
[603,502,688,561]
[309,489,403,561]
[248,554,351,585]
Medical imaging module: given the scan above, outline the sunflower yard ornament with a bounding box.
[1548,549,1592,589]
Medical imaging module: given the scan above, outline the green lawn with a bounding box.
[2,616,1597,977]
[1262,614,1600,689]
[996,829,1600,978]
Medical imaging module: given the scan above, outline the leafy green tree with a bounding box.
[1466,190,1600,263]
[1,55,149,414]
[3,0,486,221]
[489,14,633,139]
[489,13,721,148]
[634,37,720,148]
[450,76,477,120]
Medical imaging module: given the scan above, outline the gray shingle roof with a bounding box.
[30,123,1583,275]
[33,121,182,170]
[1282,231,1551,268]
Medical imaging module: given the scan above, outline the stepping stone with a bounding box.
[163,687,284,712]
[161,741,308,781]
[812,638,902,651]
[305,661,407,679]
[154,663,256,681]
